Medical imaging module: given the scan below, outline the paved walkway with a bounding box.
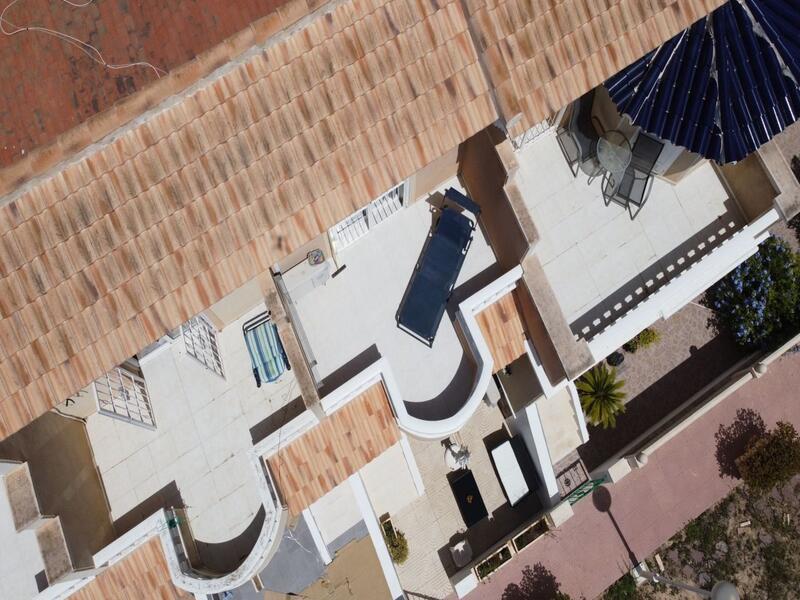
[461,351,800,600]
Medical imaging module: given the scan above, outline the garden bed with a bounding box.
[475,544,513,581]
[512,519,548,552]
[577,302,747,471]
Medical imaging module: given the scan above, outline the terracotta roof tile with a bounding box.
[267,382,399,515]
[70,537,191,600]
[0,0,726,439]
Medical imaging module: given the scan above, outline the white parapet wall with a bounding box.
[587,209,778,362]
[507,403,560,506]
[566,381,590,444]
[41,453,288,598]
[523,338,563,398]
[349,474,405,600]
[52,360,430,600]
[387,264,566,440]
[354,265,565,441]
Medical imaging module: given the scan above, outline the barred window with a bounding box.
[94,366,156,429]
[182,315,225,377]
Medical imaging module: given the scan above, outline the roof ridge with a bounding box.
[0,0,337,205]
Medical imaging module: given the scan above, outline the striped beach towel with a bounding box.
[243,313,290,386]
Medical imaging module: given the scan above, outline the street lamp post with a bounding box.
[643,571,740,600]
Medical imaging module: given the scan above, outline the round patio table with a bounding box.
[597,130,632,175]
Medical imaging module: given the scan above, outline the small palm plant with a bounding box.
[576,364,627,429]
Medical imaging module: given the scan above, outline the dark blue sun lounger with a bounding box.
[397,190,478,345]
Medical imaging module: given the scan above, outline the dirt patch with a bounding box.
[265,536,392,600]
[632,475,800,599]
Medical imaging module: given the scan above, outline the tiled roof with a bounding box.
[266,382,399,515]
[465,0,728,136]
[0,0,299,169]
[0,0,729,439]
[0,0,496,438]
[69,537,191,600]
[475,289,528,372]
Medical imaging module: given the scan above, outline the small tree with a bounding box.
[736,421,800,492]
[501,564,571,600]
[576,364,626,429]
[382,527,409,564]
[708,237,800,347]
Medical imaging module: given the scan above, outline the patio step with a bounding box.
[2,461,79,587]
[2,461,43,531]
[36,516,74,585]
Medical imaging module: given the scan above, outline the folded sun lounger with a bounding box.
[243,312,290,387]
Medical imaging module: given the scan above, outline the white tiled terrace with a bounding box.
[517,132,744,341]
[292,178,497,419]
[85,302,298,544]
[391,403,510,599]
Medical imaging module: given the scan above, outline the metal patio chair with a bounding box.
[555,89,602,178]
[602,132,664,219]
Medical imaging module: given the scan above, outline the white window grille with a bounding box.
[181,315,225,377]
[512,118,556,150]
[329,181,407,252]
[93,366,156,429]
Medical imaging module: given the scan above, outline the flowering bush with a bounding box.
[708,237,800,347]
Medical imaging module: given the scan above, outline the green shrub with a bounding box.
[707,237,800,348]
[603,573,639,600]
[576,364,627,429]
[736,422,800,492]
[623,328,661,353]
[383,527,409,564]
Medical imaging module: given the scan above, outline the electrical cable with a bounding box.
[0,0,166,78]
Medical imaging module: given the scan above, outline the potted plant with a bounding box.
[381,520,409,564]
[606,351,624,367]
[622,327,660,353]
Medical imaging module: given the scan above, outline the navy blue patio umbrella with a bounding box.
[605,0,800,164]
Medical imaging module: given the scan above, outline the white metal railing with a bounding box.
[329,181,407,252]
[512,116,556,150]
[93,366,156,429]
[181,315,224,377]
[586,209,779,362]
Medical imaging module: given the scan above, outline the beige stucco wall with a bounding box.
[409,145,460,204]
[716,154,779,222]
[459,128,531,270]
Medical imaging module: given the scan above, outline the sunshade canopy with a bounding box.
[605,0,800,164]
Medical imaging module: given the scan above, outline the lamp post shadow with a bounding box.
[592,485,639,567]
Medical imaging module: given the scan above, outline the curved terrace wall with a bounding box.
[46,426,291,598]
[387,266,525,440]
